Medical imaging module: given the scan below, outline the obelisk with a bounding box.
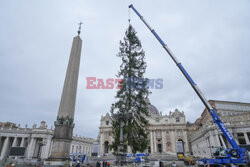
[45,23,82,166]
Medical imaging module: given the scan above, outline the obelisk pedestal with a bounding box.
[44,33,82,166]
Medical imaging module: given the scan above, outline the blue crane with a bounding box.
[129,4,248,166]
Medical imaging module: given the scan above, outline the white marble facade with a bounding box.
[99,102,189,156]
[189,100,250,158]
[0,121,94,162]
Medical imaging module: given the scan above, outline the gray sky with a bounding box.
[0,0,250,139]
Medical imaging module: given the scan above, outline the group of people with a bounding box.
[75,160,111,167]
[96,161,111,167]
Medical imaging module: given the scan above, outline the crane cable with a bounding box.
[128,7,131,24]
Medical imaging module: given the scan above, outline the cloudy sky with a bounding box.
[1,0,250,139]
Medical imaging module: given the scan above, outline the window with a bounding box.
[176,117,180,122]
[106,121,109,125]
[177,130,182,137]
[105,132,108,139]
[237,133,246,144]
[156,131,161,138]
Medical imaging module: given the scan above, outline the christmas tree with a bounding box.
[110,24,150,154]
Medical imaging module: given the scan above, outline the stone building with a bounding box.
[99,102,189,156]
[188,100,250,158]
[0,121,94,163]
[99,100,250,159]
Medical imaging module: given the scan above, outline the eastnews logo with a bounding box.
[86,77,163,89]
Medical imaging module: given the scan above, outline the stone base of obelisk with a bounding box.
[44,139,72,167]
[44,125,73,167]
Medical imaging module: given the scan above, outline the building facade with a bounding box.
[99,102,190,156]
[99,100,250,158]
[0,121,94,163]
[189,100,250,158]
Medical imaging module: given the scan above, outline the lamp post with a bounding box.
[111,99,133,166]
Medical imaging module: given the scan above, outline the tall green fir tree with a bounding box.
[110,24,150,154]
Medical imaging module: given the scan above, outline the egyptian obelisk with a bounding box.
[44,24,82,166]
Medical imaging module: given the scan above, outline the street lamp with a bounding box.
[110,99,133,165]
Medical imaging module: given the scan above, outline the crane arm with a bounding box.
[129,4,241,151]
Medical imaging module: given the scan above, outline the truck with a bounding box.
[129,4,249,167]
[175,141,196,165]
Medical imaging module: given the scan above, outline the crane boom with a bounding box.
[129,4,247,164]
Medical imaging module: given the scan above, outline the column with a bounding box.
[209,135,215,157]
[150,131,154,154]
[183,131,189,153]
[209,134,214,147]
[20,137,25,147]
[40,138,47,159]
[0,137,10,160]
[214,134,221,147]
[12,137,18,147]
[206,137,211,157]
[26,137,36,158]
[45,137,52,159]
[127,146,131,153]
[170,131,176,153]
[244,133,250,144]
[153,131,157,153]
[162,131,166,153]
[219,135,226,148]
[99,132,103,156]
[233,133,239,145]
[12,137,18,160]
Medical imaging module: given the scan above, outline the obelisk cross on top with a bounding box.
[78,22,83,36]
